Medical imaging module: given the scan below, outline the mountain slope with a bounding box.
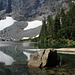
[0,17,42,41]
[0,0,72,41]
[0,0,71,20]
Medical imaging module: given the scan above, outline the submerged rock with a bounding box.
[28,48,57,68]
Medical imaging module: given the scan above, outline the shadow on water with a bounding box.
[1,60,75,75]
[0,53,75,75]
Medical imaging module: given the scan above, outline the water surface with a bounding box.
[0,41,38,65]
[0,41,75,75]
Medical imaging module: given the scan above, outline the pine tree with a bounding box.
[60,8,67,28]
[53,13,61,39]
[67,4,75,26]
[47,15,53,38]
[39,20,47,42]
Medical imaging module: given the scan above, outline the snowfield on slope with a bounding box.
[24,20,42,30]
[22,37,30,40]
[22,34,39,40]
[0,17,42,32]
[0,17,16,31]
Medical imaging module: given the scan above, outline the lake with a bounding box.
[0,41,75,75]
[0,41,39,64]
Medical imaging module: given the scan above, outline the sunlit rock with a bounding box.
[28,49,57,68]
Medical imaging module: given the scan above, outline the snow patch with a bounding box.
[32,37,35,39]
[22,37,30,40]
[32,34,39,39]
[22,34,39,40]
[23,20,42,30]
[35,34,39,37]
[0,17,16,31]
[72,1,75,3]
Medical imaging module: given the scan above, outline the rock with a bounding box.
[0,0,70,40]
[0,22,42,41]
[0,0,69,21]
[28,48,57,68]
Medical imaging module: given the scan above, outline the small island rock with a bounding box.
[28,48,57,68]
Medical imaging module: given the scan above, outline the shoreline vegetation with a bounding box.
[20,2,75,48]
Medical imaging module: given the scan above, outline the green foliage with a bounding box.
[67,4,75,26]
[60,8,68,28]
[68,2,75,8]
[58,26,75,40]
[53,13,61,39]
[47,15,53,37]
[27,3,75,47]
[39,20,47,38]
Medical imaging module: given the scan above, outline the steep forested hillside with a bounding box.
[32,3,75,47]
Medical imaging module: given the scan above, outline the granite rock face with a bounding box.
[11,0,71,21]
[0,0,71,20]
[28,49,57,68]
[0,21,42,41]
[0,0,71,40]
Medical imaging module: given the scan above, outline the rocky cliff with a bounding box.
[0,0,71,20]
[0,0,72,41]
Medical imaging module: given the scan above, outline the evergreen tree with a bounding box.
[47,15,53,38]
[37,3,75,43]
[64,14,70,27]
[39,20,47,42]
[53,13,61,39]
[60,8,67,28]
[67,4,75,26]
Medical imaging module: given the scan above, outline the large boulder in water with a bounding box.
[28,49,57,68]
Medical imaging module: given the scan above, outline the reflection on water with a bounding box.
[23,52,31,61]
[0,41,11,47]
[0,51,15,65]
[0,41,75,75]
[0,41,38,65]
